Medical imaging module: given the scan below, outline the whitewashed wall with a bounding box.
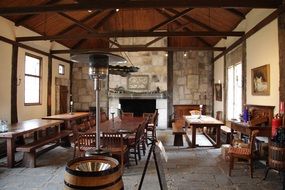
[0,16,70,123]
[213,9,279,118]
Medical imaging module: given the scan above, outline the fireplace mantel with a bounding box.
[108,92,167,99]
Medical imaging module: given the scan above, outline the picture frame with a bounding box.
[251,64,270,96]
[127,75,149,90]
[215,83,222,101]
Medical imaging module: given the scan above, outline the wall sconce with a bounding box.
[17,78,21,86]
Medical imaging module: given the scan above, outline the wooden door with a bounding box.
[60,86,68,114]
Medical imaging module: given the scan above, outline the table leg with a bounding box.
[173,134,184,146]
[216,126,221,148]
[191,125,196,148]
[230,128,234,144]
[60,121,71,147]
[6,138,15,168]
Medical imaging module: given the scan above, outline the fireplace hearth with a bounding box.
[119,99,156,117]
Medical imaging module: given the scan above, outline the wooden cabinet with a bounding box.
[173,104,206,121]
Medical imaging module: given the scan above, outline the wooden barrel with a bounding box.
[64,156,124,190]
[269,142,285,171]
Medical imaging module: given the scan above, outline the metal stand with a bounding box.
[138,138,165,190]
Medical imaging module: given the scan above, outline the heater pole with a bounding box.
[95,76,101,151]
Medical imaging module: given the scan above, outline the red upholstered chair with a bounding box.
[228,130,259,178]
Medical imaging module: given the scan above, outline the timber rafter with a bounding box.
[0,0,281,15]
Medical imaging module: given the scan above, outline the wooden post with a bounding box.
[11,44,18,124]
[279,2,285,109]
[47,54,52,116]
[167,51,173,128]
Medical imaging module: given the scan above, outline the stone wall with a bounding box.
[72,62,108,112]
[173,51,213,114]
[72,38,214,116]
[109,37,168,92]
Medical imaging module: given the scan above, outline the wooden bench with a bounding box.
[16,130,72,167]
[172,122,187,146]
[220,125,232,144]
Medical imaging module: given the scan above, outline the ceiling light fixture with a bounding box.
[88,10,92,13]
[116,9,120,12]
[183,51,187,57]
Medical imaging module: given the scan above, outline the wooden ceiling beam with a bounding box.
[0,0,281,15]
[149,8,193,31]
[51,46,226,54]
[16,31,244,41]
[224,8,246,19]
[56,10,102,35]
[155,8,212,47]
[14,0,62,26]
[72,9,117,48]
[58,12,96,33]
[57,12,120,48]
[166,8,217,32]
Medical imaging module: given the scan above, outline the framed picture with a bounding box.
[127,75,149,90]
[251,64,270,95]
[215,83,222,101]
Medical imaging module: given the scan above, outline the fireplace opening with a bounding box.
[119,99,156,117]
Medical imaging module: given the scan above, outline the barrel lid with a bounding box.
[66,156,120,176]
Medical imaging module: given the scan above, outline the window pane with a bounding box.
[25,55,40,76]
[234,63,242,120]
[227,66,234,120]
[25,76,40,104]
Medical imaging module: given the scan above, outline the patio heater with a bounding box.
[71,52,132,155]
[88,54,109,155]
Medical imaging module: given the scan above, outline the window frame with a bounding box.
[58,64,65,75]
[24,53,42,106]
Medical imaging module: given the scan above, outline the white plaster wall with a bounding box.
[0,16,70,122]
[246,19,279,112]
[214,9,279,117]
[0,42,12,123]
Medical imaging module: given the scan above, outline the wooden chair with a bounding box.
[73,133,96,158]
[100,112,108,122]
[122,112,134,119]
[145,110,158,146]
[228,130,259,178]
[189,110,201,115]
[128,122,146,165]
[102,132,128,173]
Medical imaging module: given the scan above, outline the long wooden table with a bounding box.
[184,115,223,148]
[42,112,90,129]
[89,117,145,134]
[0,119,63,168]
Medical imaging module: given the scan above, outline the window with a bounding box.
[227,62,242,120]
[24,54,42,105]
[58,64,65,75]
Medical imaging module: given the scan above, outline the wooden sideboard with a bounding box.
[173,104,206,121]
[230,104,275,141]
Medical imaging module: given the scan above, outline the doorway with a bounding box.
[59,85,68,114]
[227,62,242,120]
